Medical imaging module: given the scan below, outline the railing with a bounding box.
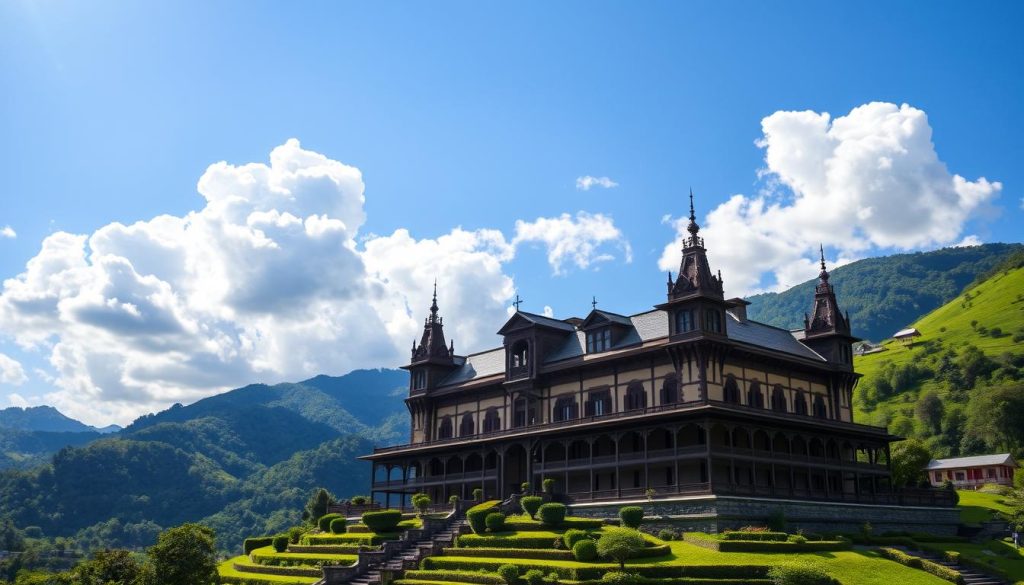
[371,397,890,456]
[326,502,381,516]
[373,470,497,488]
[564,484,955,507]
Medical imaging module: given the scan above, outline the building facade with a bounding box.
[363,196,946,512]
[927,454,1018,489]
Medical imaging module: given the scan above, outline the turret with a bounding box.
[799,246,858,366]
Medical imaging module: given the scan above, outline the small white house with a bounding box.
[926,453,1017,489]
[893,327,922,347]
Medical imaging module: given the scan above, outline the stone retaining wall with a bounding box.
[568,495,960,536]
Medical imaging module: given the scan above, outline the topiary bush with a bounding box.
[597,527,646,569]
[537,503,566,526]
[467,501,499,534]
[497,564,519,585]
[787,534,807,544]
[350,495,370,505]
[272,535,289,553]
[288,526,306,544]
[542,478,556,494]
[473,488,484,501]
[485,512,506,532]
[601,571,639,585]
[318,513,342,533]
[361,510,403,533]
[572,539,598,562]
[450,495,460,506]
[523,569,546,585]
[521,496,544,519]
[412,493,431,515]
[330,518,347,534]
[619,506,644,528]
[657,529,676,541]
[562,529,590,549]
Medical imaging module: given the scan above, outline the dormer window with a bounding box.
[586,328,612,353]
[675,309,695,333]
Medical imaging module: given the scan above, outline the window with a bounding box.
[675,309,695,333]
[585,389,612,416]
[412,370,427,390]
[553,395,577,422]
[771,384,787,413]
[586,328,612,353]
[513,398,529,428]
[660,374,679,405]
[482,408,501,433]
[987,468,996,479]
[793,391,808,415]
[747,381,764,409]
[625,381,647,410]
[437,416,453,440]
[705,309,722,333]
[813,395,828,419]
[459,413,475,437]
[723,375,740,404]
[510,341,529,370]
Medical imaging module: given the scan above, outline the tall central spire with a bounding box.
[667,190,722,300]
[411,281,455,364]
[804,245,849,336]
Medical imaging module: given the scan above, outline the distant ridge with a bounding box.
[0,405,121,434]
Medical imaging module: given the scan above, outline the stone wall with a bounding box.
[568,495,960,536]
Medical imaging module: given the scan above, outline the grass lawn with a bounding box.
[958,490,1015,525]
[217,556,320,584]
[921,539,1024,583]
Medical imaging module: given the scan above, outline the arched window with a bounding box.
[747,381,764,409]
[723,375,741,404]
[553,395,578,422]
[675,309,695,333]
[793,390,808,415]
[510,340,529,371]
[813,395,828,419]
[482,408,500,433]
[625,381,647,411]
[459,413,475,437]
[660,374,679,405]
[437,416,453,440]
[585,388,612,416]
[771,384,787,413]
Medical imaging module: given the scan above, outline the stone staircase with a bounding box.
[318,510,466,585]
[892,546,1006,585]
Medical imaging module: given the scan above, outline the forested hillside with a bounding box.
[0,369,408,553]
[853,251,1024,459]
[747,243,1022,342]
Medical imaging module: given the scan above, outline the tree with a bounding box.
[303,488,336,524]
[595,527,645,569]
[145,523,218,585]
[915,391,944,435]
[75,549,143,585]
[890,439,932,488]
[412,493,431,515]
[965,383,1024,452]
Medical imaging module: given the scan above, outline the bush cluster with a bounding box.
[504,516,604,531]
[485,512,507,532]
[361,510,403,533]
[318,513,342,533]
[619,506,644,528]
[497,565,519,585]
[537,503,566,526]
[562,529,590,549]
[287,526,306,544]
[657,529,676,541]
[467,501,500,534]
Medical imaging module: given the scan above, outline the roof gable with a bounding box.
[497,311,576,335]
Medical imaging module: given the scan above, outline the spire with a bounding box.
[686,188,702,244]
[805,246,849,337]
[411,282,454,365]
[429,279,439,320]
[818,244,830,283]
[669,189,722,300]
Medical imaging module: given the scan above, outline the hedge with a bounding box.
[486,513,507,533]
[318,513,342,533]
[456,534,561,549]
[301,533,398,545]
[220,575,317,585]
[403,570,506,585]
[562,529,591,549]
[468,500,501,535]
[244,537,276,555]
[423,558,770,581]
[251,550,357,567]
[330,518,347,534]
[720,531,787,542]
[272,536,289,553]
[537,503,566,526]
[683,533,849,553]
[875,547,965,585]
[286,544,369,554]
[504,517,604,531]
[232,560,321,578]
[362,509,403,533]
[442,547,573,560]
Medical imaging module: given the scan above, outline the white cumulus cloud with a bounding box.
[1,226,15,239]
[660,102,1002,294]
[0,352,27,385]
[0,140,628,425]
[513,212,632,275]
[575,176,618,191]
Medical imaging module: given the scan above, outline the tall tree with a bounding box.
[965,383,1024,452]
[303,487,336,524]
[890,439,932,488]
[145,524,217,585]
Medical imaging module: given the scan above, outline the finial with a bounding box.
[818,244,830,282]
[513,294,523,311]
[592,296,598,310]
[667,271,673,284]
[430,278,439,315]
[686,189,700,238]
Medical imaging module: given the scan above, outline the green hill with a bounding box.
[853,257,1024,457]
[747,243,1022,342]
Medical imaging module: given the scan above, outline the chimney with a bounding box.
[726,298,751,323]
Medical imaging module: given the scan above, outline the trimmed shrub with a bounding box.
[722,531,788,541]
[467,501,500,535]
[598,527,647,569]
[498,565,519,585]
[504,516,603,531]
[449,495,460,506]
[522,482,531,494]
[876,548,964,584]
[442,547,573,560]
[601,572,639,585]
[573,539,598,562]
[485,512,506,532]
[523,569,546,585]
[403,571,505,585]
[542,478,556,494]
[563,529,590,549]
[412,493,432,515]
[330,518,348,534]
[318,513,342,533]
[362,510,403,533]
[272,535,289,553]
[657,529,676,541]
[537,503,566,526]
[767,561,835,585]
[473,488,484,501]
[619,506,644,528]
[521,496,544,519]
[244,537,275,555]
[456,535,559,549]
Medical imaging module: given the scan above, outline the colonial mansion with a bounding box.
[362,195,952,519]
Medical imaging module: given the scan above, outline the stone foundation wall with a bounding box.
[568,495,960,536]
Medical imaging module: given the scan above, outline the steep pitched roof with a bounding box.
[497,311,576,335]
[926,453,1017,470]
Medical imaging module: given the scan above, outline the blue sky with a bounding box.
[1,1,1022,425]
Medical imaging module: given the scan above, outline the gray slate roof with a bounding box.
[926,454,1017,470]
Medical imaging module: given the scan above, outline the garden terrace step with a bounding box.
[889,546,1007,585]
